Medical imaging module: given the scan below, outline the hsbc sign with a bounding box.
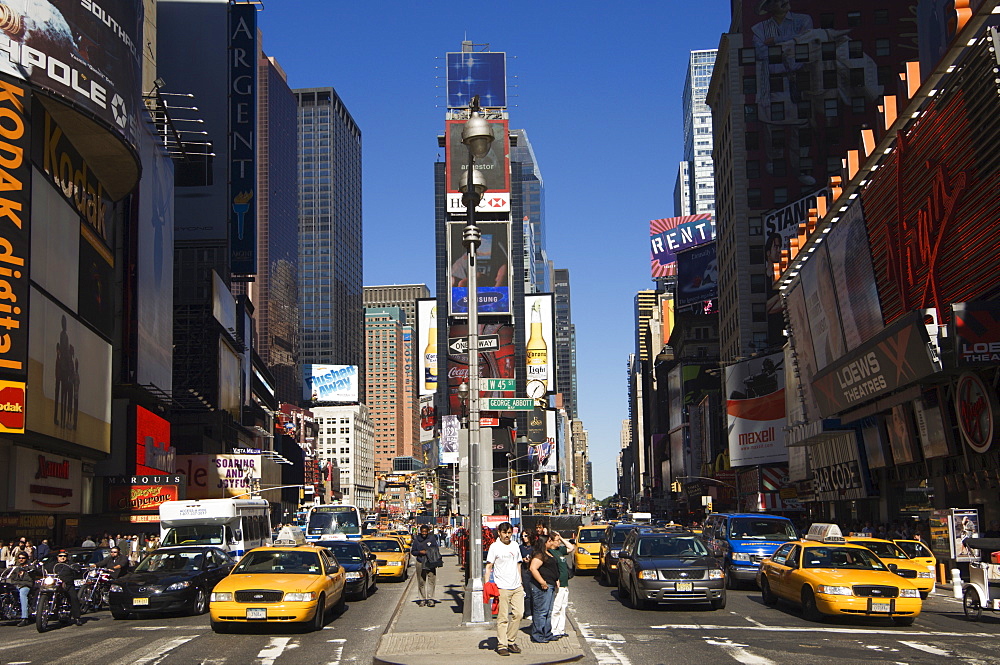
[446,192,510,213]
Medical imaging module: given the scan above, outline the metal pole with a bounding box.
[463,136,487,624]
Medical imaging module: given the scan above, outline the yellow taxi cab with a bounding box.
[894,539,938,584]
[847,537,935,598]
[390,529,414,550]
[573,525,607,572]
[209,526,346,632]
[363,536,411,580]
[757,523,922,625]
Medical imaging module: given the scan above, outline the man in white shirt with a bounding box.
[484,522,524,656]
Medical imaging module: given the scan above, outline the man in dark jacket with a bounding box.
[97,547,130,579]
[412,525,440,607]
[44,550,83,625]
[2,552,38,626]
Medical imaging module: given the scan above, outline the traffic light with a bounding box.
[670,481,682,493]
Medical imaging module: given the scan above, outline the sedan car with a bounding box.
[363,537,410,580]
[209,545,346,632]
[847,537,935,598]
[616,530,726,610]
[108,546,234,619]
[41,547,111,568]
[316,540,377,600]
[758,526,922,625]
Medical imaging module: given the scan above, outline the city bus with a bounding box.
[305,504,363,541]
[158,498,271,557]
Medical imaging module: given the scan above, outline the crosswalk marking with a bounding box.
[703,637,778,665]
[50,638,142,665]
[898,641,954,657]
[648,623,996,638]
[133,635,199,665]
[257,637,293,665]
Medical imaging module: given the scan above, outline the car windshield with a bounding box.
[895,540,932,559]
[637,536,708,557]
[802,546,888,570]
[162,525,224,547]
[320,544,363,563]
[610,530,630,545]
[578,530,604,544]
[307,509,361,537]
[856,541,908,560]
[366,540,402,553]
[135,551,205,573]
[232,550,322,574]
[729,518,797,542]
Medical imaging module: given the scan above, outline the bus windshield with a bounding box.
[162,525,224,546]
[307,507,361,537]
[729,518,797,542]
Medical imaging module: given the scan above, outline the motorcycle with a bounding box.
[0,561,42,622]
[34,575,72,632]
[79,567,113,613]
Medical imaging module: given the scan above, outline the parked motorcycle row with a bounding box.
[0,562,115,633]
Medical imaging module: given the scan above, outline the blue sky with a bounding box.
[259,0,732,501]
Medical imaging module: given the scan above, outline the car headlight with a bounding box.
[708,569,724,580]
[638,570,657,580]
[345,572,362,580]
[899,588,920,598]
[210,592,233,602]
[731,552,751,562]
[609,550,620,559]
[283,592,317,602]
[926,565,936,573]
[165,581,191,592]
[817,585,853,596]
[917,571,934,578]
[109,584,124,593]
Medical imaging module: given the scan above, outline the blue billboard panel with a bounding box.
[304,365,359,403]
[446,52,506,108]
[675,242,718,307]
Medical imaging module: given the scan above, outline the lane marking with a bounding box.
[898,641,954,657]
[743,615,767,627]
[703,637,778,665]
[326,638,346,665]
[576,621,633,665]
[257,637,293,665]
[50,638,141,665]
[133,635,199,665]
[650,624,996,638]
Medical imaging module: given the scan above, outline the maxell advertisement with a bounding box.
[446,321,515,416]
[763,189,830,265]
[445,118,510,213]
[650,214,715,279]
[303,365,359,403]
[446,52,506,108]
[0,78,30,385]
[811,312,939,418]
[524,293,554,395]
[824,198,884,350]
[417,299,437,396]
[176,454,260,500]
[229,2,257,275]
[0,0,142,149]
[953,301,1000,365]
[135,405,174,476]
[675,242,718,307]
[726,352,788,467]
[27,286,111,452]
[447,221,512,316]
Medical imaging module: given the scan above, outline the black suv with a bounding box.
[616,528,727,610]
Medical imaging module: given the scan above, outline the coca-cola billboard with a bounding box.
[446,321,514,417]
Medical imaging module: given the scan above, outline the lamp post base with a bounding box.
[462,577,491,625]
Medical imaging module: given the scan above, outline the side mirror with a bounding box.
[368,553,377,561]
[887,563,898,572]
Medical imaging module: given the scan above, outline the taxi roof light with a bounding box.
[273,525,307,546]
[804,523,846,544]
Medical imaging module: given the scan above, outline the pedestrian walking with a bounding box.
[80,535,96,548]
[412,524,441,607]
[519,531,534,619]
[550,532,574,637]
[527,533,560,644]
[484,522,524,657]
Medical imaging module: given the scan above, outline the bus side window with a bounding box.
[247,515,259,543]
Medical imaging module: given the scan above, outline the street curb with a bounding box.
[373,563,417,662]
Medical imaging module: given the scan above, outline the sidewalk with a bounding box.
[374,550,584,665]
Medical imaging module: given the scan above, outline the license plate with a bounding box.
[246,608,267,619]
[133,598,149,606]
[676,582,694,592]
[871,602,890,613]
[74,579,84,587]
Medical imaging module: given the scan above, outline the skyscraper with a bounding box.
[365,307,409,472]
[675,50,718,217]
[510,129,548,293]
[553,269,578,419]
[363,284,431,328]
[295,88,364,388]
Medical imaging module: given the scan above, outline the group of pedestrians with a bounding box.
[484,521,574,656]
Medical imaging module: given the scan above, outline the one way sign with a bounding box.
[448,335,500,353]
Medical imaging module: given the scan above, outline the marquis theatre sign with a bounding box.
[955,372,997,454]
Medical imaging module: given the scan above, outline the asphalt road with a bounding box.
[0,571,412,665]
[567,570,1000,665]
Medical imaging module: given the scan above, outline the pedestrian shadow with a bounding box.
[445,583,464,614]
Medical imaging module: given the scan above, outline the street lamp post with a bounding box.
[457,95,494,624]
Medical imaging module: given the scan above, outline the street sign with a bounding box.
[485,398,535,411]
[447,335,500,353]
[485,378,515,391]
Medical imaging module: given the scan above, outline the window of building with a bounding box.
[875,38,890,57]
[744,104,758,122]
[745,131,759,150]
[743,76,756,95]
[750,274,767,293]
[848,40,863,59]
[824,98,838,117]
[821,42,836,61]
[794,43,810,62]
[797,101,810,120]
[749,216,763,236]
[770,128,785,149]
[823,69,838,89]
[768,75,785,94]
[874,9,889,24]
[849,68,866,87]
[820,13,835,29]
[773,187,788,205]
[771,159,787,177]
[847,11,861,26]
[739,48,755,65]
[747,189,762,207]
[768,45,782,64]
[876,65,891,86]
[752,302,767,322]
[851,96,865,114]
[746,160,760,179]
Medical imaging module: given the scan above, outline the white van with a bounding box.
[159,498,271,557]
